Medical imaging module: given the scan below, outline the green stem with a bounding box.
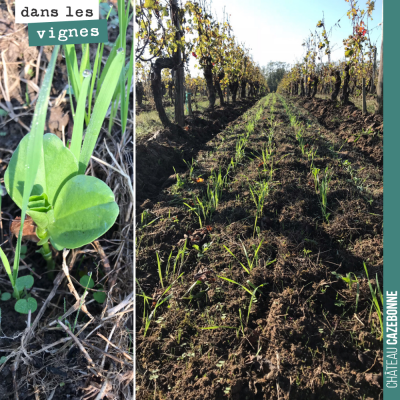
[36,227,55,275]
[41,241,55,271]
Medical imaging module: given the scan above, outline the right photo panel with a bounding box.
[135,0,384,399]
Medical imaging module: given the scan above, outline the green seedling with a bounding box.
[342,159,368,192]
[296,132,306,155]
[312,166,332,222]
[306,147,317,169]
[143,273,184,337]
[64,0,132,137]
[192,242,212,258]
[206,167,228,215]
[1,44,124,314]
[141,209,151,225]
[181,278,210,301]
[363,262,383,340]
[156,252,164,288]
[289,115,298,128]
[331,270,360,311]
[184,200,203,227]
[70,273,100,331]
[0,251,37,314]
[249,180,269,236]
[223,239,264,274]
[5,44,124,252]
[0,291,11,301]
[303,248,312,257]
[183,158,196,179]
[175,240,188,276]
[5,134,119,248]
[140,209,159,228]
[354,127,375,144]
[185,169,228,226]
[220,273,268,329]
[136,278,152,324]
[173,167,185,189]
[254,144,274,177]
[0,47,62,308]
[235,136,247,165]
[80,273,104,305]
[332,271,358,290]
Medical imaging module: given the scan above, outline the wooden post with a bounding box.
[185,91,193,116]
[362,77,367,114]
[371,46,377,94]
[305,75,308,96]
[375,13,383,115]
[189,92,193,115]
[171,0,184,126]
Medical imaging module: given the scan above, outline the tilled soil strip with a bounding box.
[136,94,383,400]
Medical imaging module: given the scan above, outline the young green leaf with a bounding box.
[93,291,106,304]
[0,247,14,287]
[1,292,11,301]
[79,48,125,173]
[15,297,37,314]
[11,46,60,284]
[80,275,95,289]
[5,133,78,209]
[15,275,34,292]
[47,175,119,249]
[70,71,92,161]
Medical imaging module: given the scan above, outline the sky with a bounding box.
[188,0,383,76]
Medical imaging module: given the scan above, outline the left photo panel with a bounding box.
[0,1,134,399]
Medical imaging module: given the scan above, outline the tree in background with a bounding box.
[375,1,382,115]
[262,62,289,93]
[136,0,189,127]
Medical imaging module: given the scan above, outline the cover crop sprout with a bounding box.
[312,166,332,222]
[1,43,125,314]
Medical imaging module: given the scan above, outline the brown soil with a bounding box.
[136,94,383,400]
[296,96,383,165]
[136,98,259,207]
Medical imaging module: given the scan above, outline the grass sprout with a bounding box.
[312,166,332,222]
[363,262,383,340]
[224,239,263,274]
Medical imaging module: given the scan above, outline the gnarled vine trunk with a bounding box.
[340,64,351,105]
[229,81,239,102]
[240,80,246,98]
[300,78,305,96]
[215,72,225,106]
[136,81,144,106]
[204,61,216,109]
[307,77,312,98]
[168,80,174,105]
[331,70,341,101]
[311,75,319,98]
[151,57,175,127]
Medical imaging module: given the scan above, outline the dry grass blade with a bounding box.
[91,141,133,203]
[97,332,133,361]
[106,292,133,317]
[61,249,93,320]
[81,340,132,367]
[58,320,95,367]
